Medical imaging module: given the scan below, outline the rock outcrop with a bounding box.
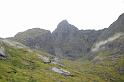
[11,28,54,54]
[51,67,72,76]
[0,47,6,59]
[37,54,51,63]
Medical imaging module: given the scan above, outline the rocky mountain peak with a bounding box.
[58,20,69,25]
[23,28,50,34]
[14,28,51,39]
[55,20,78,33]
[118,13,124,21]
[96,13,124,41]
[10,13,124,58]
[52,20,79,41]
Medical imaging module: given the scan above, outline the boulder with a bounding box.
[51,67,73,76]
[0,47,6,59]
[37,54,51,63]
[118,66,124,74]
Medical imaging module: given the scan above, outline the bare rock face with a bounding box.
[52,20,82,57]
[11,28,54,54]
[52,20,79,43]
[10,20,102,58]
[37,54,51,63]
[92,13,124,52]
[10,13,124,59]
[97,13,124,42]
[52,20,102,58]
[0,47,6,59]
[51,67,72,76]
[118,66,124,74]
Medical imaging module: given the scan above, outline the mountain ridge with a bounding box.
[0,13,124,82]
[10,13,124,59]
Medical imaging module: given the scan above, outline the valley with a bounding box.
[0,13,124,82]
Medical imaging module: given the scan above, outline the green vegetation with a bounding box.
[0,42,84,82]
[61,49,124,82]
[0,36,124,82]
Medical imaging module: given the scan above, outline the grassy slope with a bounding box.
[0,42,85,82]
[0,38,124,82]
[62,50,124,82]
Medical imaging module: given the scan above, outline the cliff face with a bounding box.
[2,13,124,82]
[97,13,124,41]
[52,20,80,57]
[2,32,124,82]
[11,28,54,54]
[91,13,124,52]
[11,20,102,58]
[10,13,124,58]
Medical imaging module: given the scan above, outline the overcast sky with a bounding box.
[0,0,124,38]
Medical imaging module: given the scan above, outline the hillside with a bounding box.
[1,34,124,82]
[0,39,84,82]
[2,13,124,82]
[97,13,124,41]
[1,35,124,82]
[11,13,124,59]
[10,28,54,54]
[11,21,103,58]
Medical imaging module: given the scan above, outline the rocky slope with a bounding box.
[10,28,54,54]
[1,13,124,82]
[91,13,124,52]
[0,39,81,82]
[97,13,124,41]
[10,21,102,58]
[1,36,124,82]
[10,13,124,59]
[52,20,102,58]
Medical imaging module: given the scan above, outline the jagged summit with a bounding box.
[118,13,124,21]
[10,13,124,58]
[1,13,124,82]
[55,20,78,32]
[58,20,69,25]
[97,13,124,41]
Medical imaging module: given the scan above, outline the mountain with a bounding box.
[1,13,124,82]
[10,13,124,59]
[1,35,124,82]
[11,20,102,58]
[52,20,83,58]
[97,13,124,41]
[92,13,124,52]
[10,28,54,54]
[0,39,85,82]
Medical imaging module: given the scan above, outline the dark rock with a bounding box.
[0,47,6,59]
[118,66,124,74]
[11,28,54,54]
[52,20,102,58]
